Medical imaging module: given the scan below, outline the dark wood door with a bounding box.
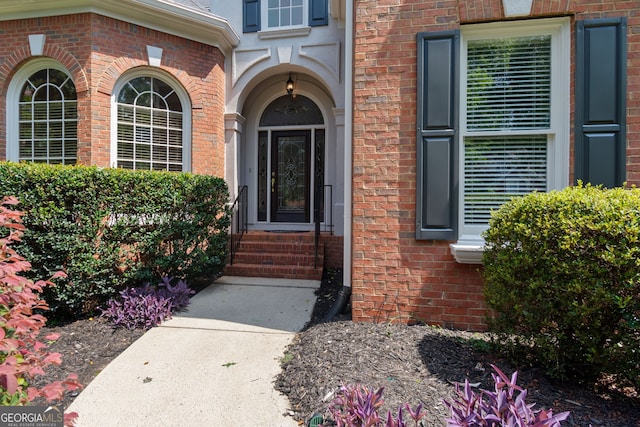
[270,130,311,222]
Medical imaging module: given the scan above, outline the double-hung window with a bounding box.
[459,19,570,244]
[416,18,570,262]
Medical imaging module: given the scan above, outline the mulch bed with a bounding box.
[276,268,640,426]
[31,317,146,409]
[30,269,640,427]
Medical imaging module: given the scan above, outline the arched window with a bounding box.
[7,63,77,164]
[113,73,191,171]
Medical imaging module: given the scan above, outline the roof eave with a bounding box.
[0,0,240,53]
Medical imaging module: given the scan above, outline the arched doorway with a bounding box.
[256,94,325,224]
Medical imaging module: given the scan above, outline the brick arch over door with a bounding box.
[96,58,203,109]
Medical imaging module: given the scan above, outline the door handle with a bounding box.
[271,172,275,193]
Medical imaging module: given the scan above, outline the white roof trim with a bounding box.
[0,0,240,52]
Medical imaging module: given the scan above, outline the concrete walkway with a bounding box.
[67,276,319,427]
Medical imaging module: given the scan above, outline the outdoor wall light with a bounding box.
[286,73,294,95]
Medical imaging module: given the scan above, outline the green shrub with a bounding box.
[482,184,640,386]
[0,162,230,318]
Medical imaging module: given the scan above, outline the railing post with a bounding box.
[314,180,322,269]
[229,185,248,266]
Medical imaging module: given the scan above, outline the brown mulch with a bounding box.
[276,268,640,426]
[30,269,640,427]
[31,317,146,409]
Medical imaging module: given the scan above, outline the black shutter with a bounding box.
[309,0,328,26]
[416,31,459,240]
[575,18,627,187]
[243,0,260,33]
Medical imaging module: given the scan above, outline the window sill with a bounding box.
[258,27,311,40]
[449,241,484,264]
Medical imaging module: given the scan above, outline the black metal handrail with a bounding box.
[314,184,333,268]
[229,185,248,265]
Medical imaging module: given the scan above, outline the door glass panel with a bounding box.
[260,95,324,126]
[258,131,268,222]
[314,129,325,220]
[277,135,307,214]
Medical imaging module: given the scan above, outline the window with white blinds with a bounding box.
[116,77,184,171]
[466,36,551,131]
[18,69,77,164]
[464,136,547,225]
[462,31,555,229]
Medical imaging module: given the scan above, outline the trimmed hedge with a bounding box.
[0,162,230,317]
[482,184,640,386]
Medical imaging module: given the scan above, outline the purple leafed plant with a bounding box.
[101,288,174,330]
[444,365,570,427]
[324,384,427,427]
[102,276,195,329]
[153,276,195,310]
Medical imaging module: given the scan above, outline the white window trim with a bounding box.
[258,26,311,39]
[261,0,308,32]
[6,59,74,162]
[110,68,192,172]
[451,17,570,264]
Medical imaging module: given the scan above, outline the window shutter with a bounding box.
[575,18,627,187]
[416,31,459,240]
[309,0,328,26]
[243,0,261,33]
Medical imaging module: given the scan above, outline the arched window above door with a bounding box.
[260,95,324,127]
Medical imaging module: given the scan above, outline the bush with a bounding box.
[0,162,230,318]
[482,184,640,385]
[0,196,81,421]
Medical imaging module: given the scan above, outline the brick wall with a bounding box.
[322,234,344,269]
[352,0,640,330]
[0,13,226,176]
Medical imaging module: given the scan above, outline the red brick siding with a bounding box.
[322,235,344,269]
[0,13,226,176]
[352,0,640,330]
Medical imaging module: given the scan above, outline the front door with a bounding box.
[270,130,311,222]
